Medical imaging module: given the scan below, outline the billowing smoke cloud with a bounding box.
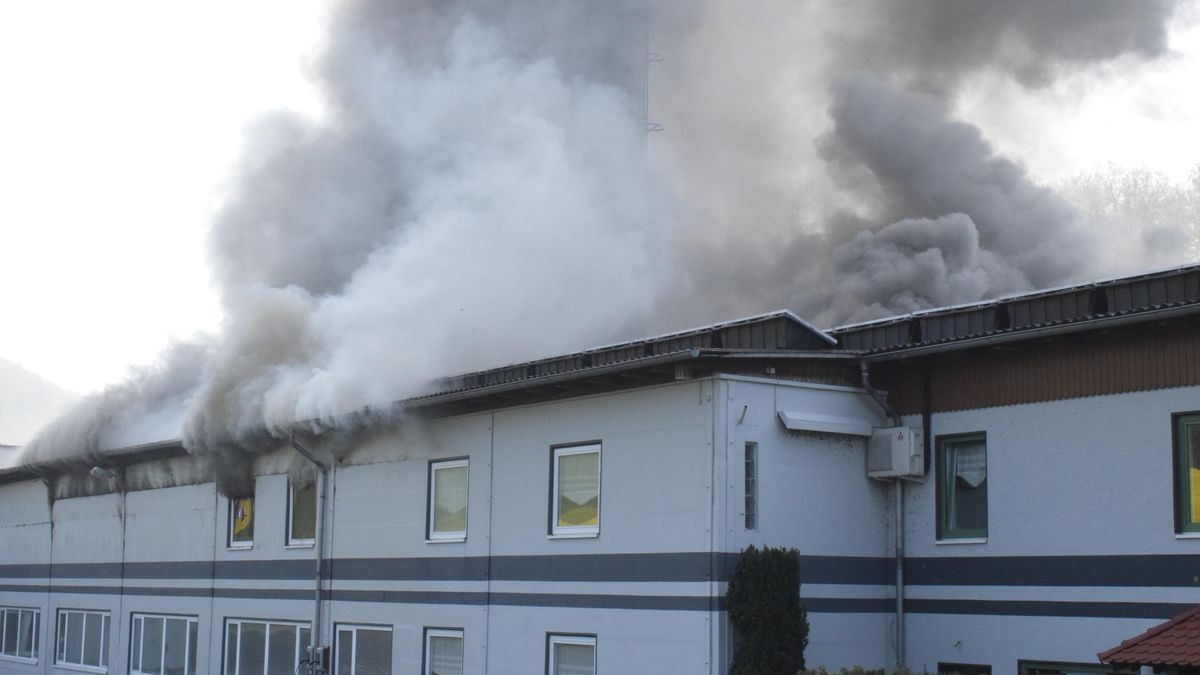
[653,0,1190,326]
[23,1,671,479]
[20,0,1198,488]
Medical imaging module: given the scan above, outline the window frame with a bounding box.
[938,663,991,675]
[549,443,602,538]
[744,441,758,530]
[546,633,596,675]
[55,608,110,673]
[335,623,393,675]
[936,432,989,541]
[228,494,255,550]
[426,458,470,542]
[422,627,464,675]
[222,617,310,675]
[0,606,40,664]
[1174,411,1200,534]
[287,481,317,547]
[129,613,198,675]
[1017,660,1135,675]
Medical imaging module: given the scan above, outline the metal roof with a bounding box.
[427,310,836,395]
[830,263,1200,356]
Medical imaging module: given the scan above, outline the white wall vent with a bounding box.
[867,426,924,481]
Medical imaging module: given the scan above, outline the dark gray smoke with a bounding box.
[654,0,1191,327]
[21,1,1197,489]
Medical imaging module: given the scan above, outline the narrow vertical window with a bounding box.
[547,634,595,675]
[744,442,758,530]
[288,481,317,546]
[427,459,469,541]
[1175,412,1200,533]
[0,607,40,663]
[551,444,601,537]
[229,494,255,549]
[422,628,463,675]
[937,433,988,540]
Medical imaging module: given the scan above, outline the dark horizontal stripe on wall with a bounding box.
[802,597,894,614]
[0,584,50,594]
[906,555,1200,588]
[331,557,489,581]
[1,553,893,586]
[906,598,1197,620]
[50,562,124,578]
[0,564,49,579]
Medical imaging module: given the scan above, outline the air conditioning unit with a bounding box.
[867,426,924,481]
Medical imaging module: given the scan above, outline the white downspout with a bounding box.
[290,433,327,675]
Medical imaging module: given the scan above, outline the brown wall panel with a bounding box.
[875,323,1200,415]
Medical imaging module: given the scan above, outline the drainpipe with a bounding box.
[290,433,327,675]
[859,363,905,669]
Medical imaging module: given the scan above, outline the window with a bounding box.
[937,433,987,540]
[229,494,255,549]
[0,606,39,663]
[427,459,468,541]
[547,634,595,675]
[1018,660,1134,675]
[336,624,392,675]
[1175,412,1200,533]
[56,609,109,671]
[551,444,601,537]
[130,614,198,675]
[288,481,317,546]
[223,618,310,675]
[744,442,758,530]
[939,664,990,675]
[422,628,463,675]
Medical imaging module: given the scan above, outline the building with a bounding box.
[1,264,1199,674]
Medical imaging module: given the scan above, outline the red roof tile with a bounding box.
[1098,604,1200,666]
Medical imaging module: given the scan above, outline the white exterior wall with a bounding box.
[8,375,1191,673]
[718,375,893,669]
[901,384,1200,673]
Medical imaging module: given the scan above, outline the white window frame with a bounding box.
[547,634,596,675]
[0,606,40,664]
[223,618,310,675]
[550,444,602,538]
[335,623,393,675]
[427,458,469,542]
[130,613,198,675]
[228,495,255,550]
[55,608,110,673]
[287,482,317,547]
[422,628,463,675]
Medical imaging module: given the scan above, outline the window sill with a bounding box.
[226,544,254,551]
[548,532,600,540]
[936,537,987,545]
[285,542,315,549]
[425,537,467,544]
[0,655,37,665]
[55,662,108,674]
[1174,532,1200,539]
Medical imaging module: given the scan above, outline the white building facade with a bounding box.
[2,265,1199,674]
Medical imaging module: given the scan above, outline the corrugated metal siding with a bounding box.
[834,265,1200,354]
[875,324,1200,414]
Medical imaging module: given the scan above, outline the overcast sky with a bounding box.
[2,1,1199,396]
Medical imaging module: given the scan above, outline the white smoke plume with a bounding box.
[20,0,1199,490]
